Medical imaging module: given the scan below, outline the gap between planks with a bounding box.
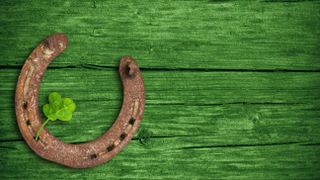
[1,64,320,73]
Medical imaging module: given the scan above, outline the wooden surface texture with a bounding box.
[0,0,320,179]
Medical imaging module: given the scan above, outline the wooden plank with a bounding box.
[1,141,320,179]
[2,102,320,144]
[0,0,319,70]
[2,68,320,105]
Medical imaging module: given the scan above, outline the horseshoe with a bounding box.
[15,33,145,168]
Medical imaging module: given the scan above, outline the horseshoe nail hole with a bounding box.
[125,63,135,79]
[43,39,49,47]
[120,133,127,141]
[23,102,28,109]
[26,119,31,126]
[129,117,136,125]
[107,144,115,152]
[90,154,97,160]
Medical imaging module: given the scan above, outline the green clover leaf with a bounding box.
[62,98,76,112]
[35,92,76,141]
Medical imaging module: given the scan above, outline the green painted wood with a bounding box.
[1,67,320,178]
[1,0,320,179]
[0,0,319,70]
[1,141,320,179]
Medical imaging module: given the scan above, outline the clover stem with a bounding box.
[35,118,50,141]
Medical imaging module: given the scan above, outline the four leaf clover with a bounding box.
[35,92,76,141]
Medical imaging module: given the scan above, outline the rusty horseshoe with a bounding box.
[15,33,145,168]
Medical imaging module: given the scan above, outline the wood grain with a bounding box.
[0,0,319,179]
[1,68,320,178]
[0,0,319,70]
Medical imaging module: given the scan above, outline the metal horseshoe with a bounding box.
[15,33,145,168]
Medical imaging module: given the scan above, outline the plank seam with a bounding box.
[1,65,320,73]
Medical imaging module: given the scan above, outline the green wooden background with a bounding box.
[1,0,320,179]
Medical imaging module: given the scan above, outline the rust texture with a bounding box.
[15,33,145,168]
